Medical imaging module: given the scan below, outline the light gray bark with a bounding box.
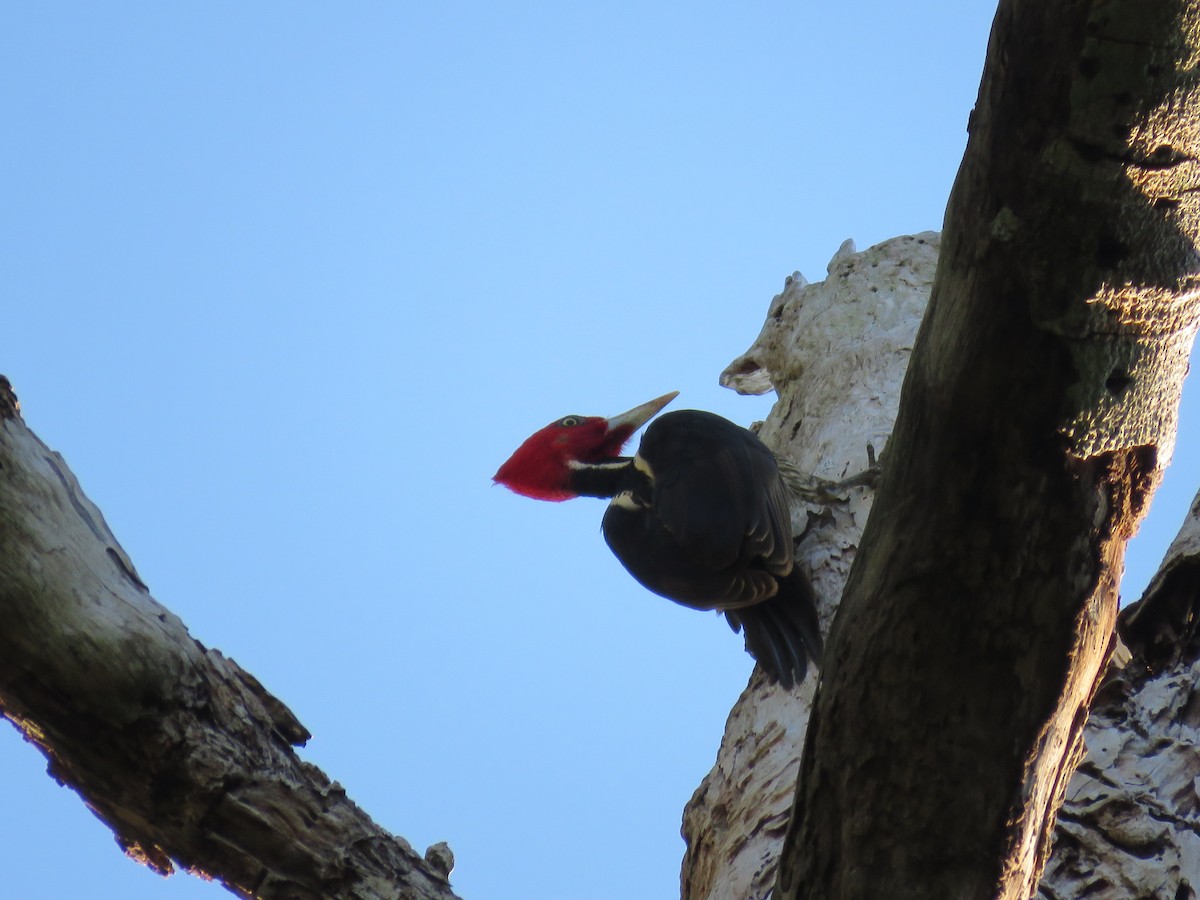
[0,378,460,900]
[682,233,939,900]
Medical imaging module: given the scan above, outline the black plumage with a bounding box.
[583,410,822,688]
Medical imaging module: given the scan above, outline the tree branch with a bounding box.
[0,377,460,899]
[779,0,1200,896]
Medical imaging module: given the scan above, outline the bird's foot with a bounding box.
[780,444,881,504]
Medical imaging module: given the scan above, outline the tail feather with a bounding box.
[726,568,822,689]
[737,612,792,686]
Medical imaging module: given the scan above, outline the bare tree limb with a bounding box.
[779,0,1200,896]
[0,377,460,899]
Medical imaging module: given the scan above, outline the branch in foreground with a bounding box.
[0,377,459,899]
[780,1,1200,896]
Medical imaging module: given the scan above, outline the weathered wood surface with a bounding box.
[683,225,1200,899]
[1039,490,1200,899]
[682,233,938,899]
[0,377,460,900]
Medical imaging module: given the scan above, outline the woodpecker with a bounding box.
[493,391,822,688]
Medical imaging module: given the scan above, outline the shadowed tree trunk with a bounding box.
[682,231,1200,899]
[777,0,1200,896]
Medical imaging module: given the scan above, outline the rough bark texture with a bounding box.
[1039,489,1200,899]
[0,377,461,900]
[779,1,1200,898]
[681,230,1200,899]
[681,234,939,900]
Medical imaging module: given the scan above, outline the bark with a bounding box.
[0,378,460,900]
[1038,489,1200,899]
[683,229,1200,899]
[779,1,1200,897]
[682,233,939,899]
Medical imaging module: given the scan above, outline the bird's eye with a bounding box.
[559,416,581,427]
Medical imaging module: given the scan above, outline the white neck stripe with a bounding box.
[567,459,630,471]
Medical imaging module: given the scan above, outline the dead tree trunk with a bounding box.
[1039,488,1200,899]
[778,0,1200,897]
[682,225,1200,898]
[685,247,1200,900]
[0,379,459,899]
[682,233,939,900]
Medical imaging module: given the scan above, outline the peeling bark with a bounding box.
[777,0,1200,896]
[683,227,1200,899]
[1039,490,1200,899]
[682,234,939,900]
[0,377,460,900]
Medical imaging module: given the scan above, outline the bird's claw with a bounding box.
[780,445,882,504]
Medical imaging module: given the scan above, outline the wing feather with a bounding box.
[645,413,793,579]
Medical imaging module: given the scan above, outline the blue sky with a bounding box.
[2,4,1195,899]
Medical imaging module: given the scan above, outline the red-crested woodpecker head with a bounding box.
[493,391,678,501]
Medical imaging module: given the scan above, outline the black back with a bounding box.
[600,410,822,686]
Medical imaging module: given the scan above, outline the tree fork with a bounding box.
[779,1,1200,898]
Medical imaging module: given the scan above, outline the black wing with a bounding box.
[602,410,794,611]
